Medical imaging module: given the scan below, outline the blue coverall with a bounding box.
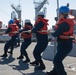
[4,28,18,55]
[19,26,32,61]
[51,22,73,75]
[15,22,21,47]
[32,21,48,62]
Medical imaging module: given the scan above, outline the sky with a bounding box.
[0,0,76,29]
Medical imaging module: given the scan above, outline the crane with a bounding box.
[11,2,21,22]
[33,0,49,20]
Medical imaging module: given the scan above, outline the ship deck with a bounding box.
[0,42,76,75]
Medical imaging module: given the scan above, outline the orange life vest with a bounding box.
[9,24,19,36]
[34,17,48,34]
[55,18,74,39]
[21,25,32,39]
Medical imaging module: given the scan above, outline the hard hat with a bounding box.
[37,12,45,16]
[8,19,14,24]
[59,6,70,13]
[25,19,31,23]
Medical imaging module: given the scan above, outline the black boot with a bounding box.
[23,54,30,63]
[35,59,45,70]
[23,58,30,63]
[0,51,7,57]
[30,60,39,66]
[46,70,58,75]
[0,54,7,57]
[17,55,24,59]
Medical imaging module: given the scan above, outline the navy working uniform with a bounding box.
[1,20,19,57]
[17,19,33,63]
[30,12,48,70]
[46,6,74,75]
[14,19,21,47]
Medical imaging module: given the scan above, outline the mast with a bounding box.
[57,0,59,19]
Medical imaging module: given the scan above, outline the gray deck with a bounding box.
[0,42,76,75]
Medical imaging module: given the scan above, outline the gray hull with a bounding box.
[42,41,76,60]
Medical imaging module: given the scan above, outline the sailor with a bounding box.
[14,18,21,47]
[17,19,33,63]
[30,12,49,70]
[46,6,74,75]
[0,19,19,57]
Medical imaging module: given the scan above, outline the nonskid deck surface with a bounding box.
[0,42,76,75]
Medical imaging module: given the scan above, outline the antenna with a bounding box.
[19,0,20,5]
[57,0,59,20]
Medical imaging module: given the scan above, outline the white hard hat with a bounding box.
[37,12,45,16]
[25,19,31,23]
